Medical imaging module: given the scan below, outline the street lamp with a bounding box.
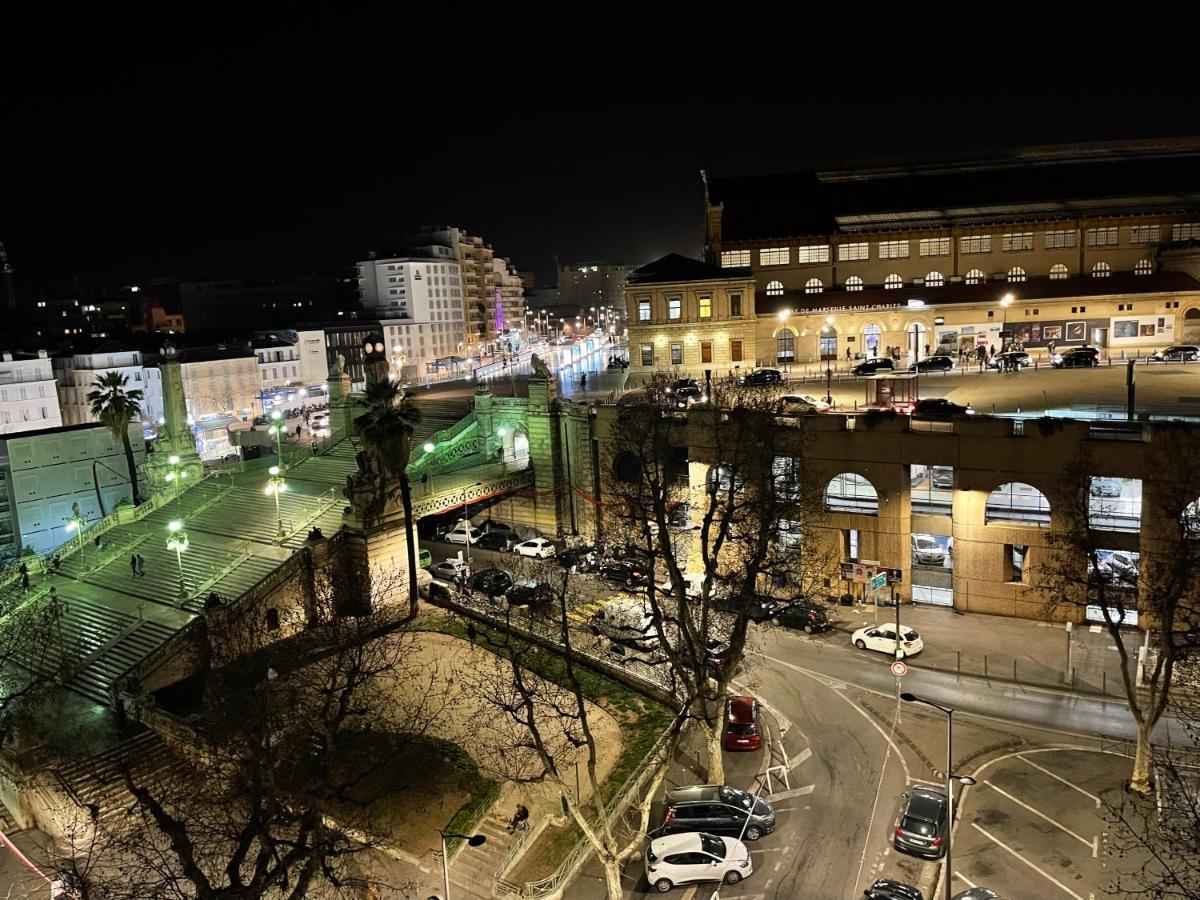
[899,693,977,900]
[264,465,287,541]
[166,520,189,598]
[436,830,486,900]
[999,293,1014,351]
[268,409,285,463]
[64,502,87,554]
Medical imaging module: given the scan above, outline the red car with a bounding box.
[722,695,762,751]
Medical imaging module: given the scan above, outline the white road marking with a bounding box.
[983,780,1097,851]
[774,861,783,872]
[787,747,812,773]
[1019,754,1102,807]
[954,871,977,888]
[770,785,815,800]
[971,823,1086,900]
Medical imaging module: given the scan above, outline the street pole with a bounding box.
[1126,359,1136,421]
[441,833,451,900]
[945,708,954,900]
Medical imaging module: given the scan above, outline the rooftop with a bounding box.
[628,253,751,286]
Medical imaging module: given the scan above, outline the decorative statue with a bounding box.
[530,354,551,380]
[333,352,347,376]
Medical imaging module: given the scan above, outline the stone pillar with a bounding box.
[474,383,495,446]
[526,375,568,539]
[326,354,355,440]
[144,342,202,490]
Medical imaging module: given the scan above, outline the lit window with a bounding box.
[845,276,864,292]
[919,237,951,257]
[1088,476,1142,532]
[766,280,784,296]
[796,245,830,264]
[1007,267,1027,283]
[638,300,651,321]
[1044,230,1077,250]
[1086,227,1119,247]
[987,482,1051,527]
[884,274,903,290]
[1092,261,1111,278]
[1002,232,1034,252]
[959,234,992,254]
[838,242,869,262]
[825,473,879,515]
[965,269,986,285]
[640,344,654,366]
[924,272,944,287]
[1134,259,1153,276]
[721,249,751,268]
[760,247,791,266]
[1172,222,1200,241]
[805,278,823,294]
[776,330,795,361]
[878,240,910,260]
[1129,225,1160,245]
[668,298,681,320]
[699,296,712,319]
[1050,264,1069,280]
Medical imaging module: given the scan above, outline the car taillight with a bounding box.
[895,825,902,836]
[904,641,913,647]
[664,809,674,825]
[931,836,942,846]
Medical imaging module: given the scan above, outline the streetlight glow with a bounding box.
[423,442,436,453]
[168,455,180,465]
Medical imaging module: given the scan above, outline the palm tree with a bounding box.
[355,380,422,617]
[87,372,144,507]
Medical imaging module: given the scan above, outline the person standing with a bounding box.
[131,554,139,578]
[19,562,29,591]
[136,553,146,577]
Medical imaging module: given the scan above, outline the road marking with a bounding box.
[769,785,815,800]
[983,780,1097,852]
[1018,755,1102,807]
[787,747,812,773]
[971,823,1086,900]
[774,861,783,872]
[954,871,977,888]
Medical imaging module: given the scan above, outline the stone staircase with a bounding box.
[411,397,474,446]
[48,729,177,827]
[446,812,522,900]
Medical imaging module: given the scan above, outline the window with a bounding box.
[760,247,790,266]
[701,341,713,363]
[1050,263,1070,280]
[1044,230,1077,250]
[964,269,985,285]
[839,242,869,262]
[721,249,751,268]
[1173,222,1200,242]
[1092,261,1111,278]
[960,234,992,254]
[640,344,654,366]
[878,240,910,259]
[1088,476,1142,532]
[776,330,795,361]
[884,274,904,290]
[766,280,784,296]
[1130,225,1160,245]
[730,340,743,362]
[919,237,951,257]
[671,343,682,365]
[730,294,742,316]
[638,300,651,321]
[805,278,823,294]
[1134,259,1153,276]
[699,295,712,319]
[1089,549,1141,591]
[825,473,879,515]
[1086,227,1119,247]
[845,275,864,291]
[986,482,1051,527]
[668,298,681,320]
[1002,232,1034,252]
[924,271,945,287]
[1007,267,1027,282]
[1005,545,1028,583]
[796,244,830,264]
[911,465,952,514]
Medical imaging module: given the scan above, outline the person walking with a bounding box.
[19,562,29,591]
[136,553,146,577]
[845,346,851,361]
[131,554,139,578]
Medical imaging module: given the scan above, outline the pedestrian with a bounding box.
[924,343,930,358]
[51,555,61,575]
[507,803,530,834]
[49,586,58,602]
[845,347,851,361]
[580,372,587,389]
[19,562,29,591]
[131,554,139,578]
[136,553,146,577]
[295,424,302,439]
[989,344,996,359]
[94,536,103,552]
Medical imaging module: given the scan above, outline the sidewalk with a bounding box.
[833,602,1137,696]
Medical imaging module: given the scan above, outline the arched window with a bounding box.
[925,271,944,287]
[965,269,985,285]
[884,274,903,290]
[766,280,784,296]
[1092,261,1111,278]
[776,329,795,362]
[1050,264,1069,280]
[845,276,864,292]
[1134,259,1153,276]
[1007,267,1027,283]
[805,278,823,294]
[986,482,1051,527]
[825,472,879,514]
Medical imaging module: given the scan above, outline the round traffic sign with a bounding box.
[890,660,908,678]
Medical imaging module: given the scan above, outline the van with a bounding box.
[589,594,659,651]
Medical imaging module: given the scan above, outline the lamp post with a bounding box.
[436,830,486,900]
[166,520,189,598]
[1000,293,1014,352]
[65,503,87,554]
[264,465,287,541]
[900,693,977,900]
[268,409,284,464]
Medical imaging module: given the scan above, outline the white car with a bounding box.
[778,394,830,414]
[444,521,482,545]
[428,558,469,581]
[514,537,556,559]
[911,536,946,566]
[645,832,752,893]
[851,623,924,658]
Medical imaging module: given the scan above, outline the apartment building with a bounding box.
[0,350,63,436]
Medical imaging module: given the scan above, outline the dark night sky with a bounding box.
[1,12,1193,297]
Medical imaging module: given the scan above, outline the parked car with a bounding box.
[910,355,954,373]
[851,624,924,658]
[1052,347,1100,368]
[773,599,829,634]
[894,786,949,859]
[477,531,516,552]
[714,594,779,623]
[740,368,782,386]
[1151,345,1200,362]
[911,535,946,566]
[986,350,1032,370]
[588,595,659,651]
[468,568,513,597]
[514,537,556,558]
[1090,476,1124,497]
[777,394,830,414]
[1096,550,1140,585]
[723,696,762,751]
[931,466,954,489]
[429,559,469,582]
[852,357,895,376]
[951,890,1001,900]
[667,378,703,408]
[444,521,482,545]
[478,519,519,538]
[505,578,556,611]
[557,545,599,572]
[913,398,974,417]
[645,832,752,893]
[598,558,649,587]
[865,879,926,900]
[418,548,433,568]
[661,784,777,841]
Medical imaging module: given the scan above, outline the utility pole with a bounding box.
[1126,359,1136,421]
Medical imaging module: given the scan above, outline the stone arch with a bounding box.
[774,326,798,363]
[985,481,1051,527]
[825,472,879,515]
[1183,307,1200,343]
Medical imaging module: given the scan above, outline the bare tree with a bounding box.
[0,582,66,745]
[1039,435,1200,795]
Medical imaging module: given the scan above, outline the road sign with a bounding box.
[871,571,888,592]
[890,660,908,678]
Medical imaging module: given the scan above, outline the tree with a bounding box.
[1038,434,1200,795]
[0,586,66,746]
[603,374,832,783]
[354,380,422,618]
[86,372,144,507]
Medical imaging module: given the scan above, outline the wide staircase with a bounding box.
[48,729,176,828]
[412,397,474,447]
[447,812,521,900]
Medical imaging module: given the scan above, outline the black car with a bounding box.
[477,531,515,552]
[894,786,948,859]
[852,357,895,376]
[911,355,954,373]
[505,579,556,611]
[1151,345,1200,362]
[932,466,954,490]
[667,378,703,408]
[557,545,599,573]
[468,568,514,597]
[865,879,925,900]
[479,519,518,537]
[740,368,782,386]
[714,594,779,623]
[662,784,777,841]
[1052,347,1100,368]
[913,398,974,417]
[774,600,829,634]
[598,559,649,587]
[986,350,1032,370]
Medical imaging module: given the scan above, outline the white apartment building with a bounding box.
[294,329,330,395]
[53,344,163,428]
[253,338,306,412]
[356,256,466,375]
[0,351,63,436]
[177,346,259,421]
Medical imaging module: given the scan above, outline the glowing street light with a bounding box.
[166,519,189,598]
[1000,293,1014,347]
[64,502,87,553]
[268,409,285,465]
[423,441,436,454]
[264,465,287,541]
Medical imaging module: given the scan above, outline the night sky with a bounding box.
[1,13,1192,297]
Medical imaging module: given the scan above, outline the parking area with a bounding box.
[952,748,1120,900]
